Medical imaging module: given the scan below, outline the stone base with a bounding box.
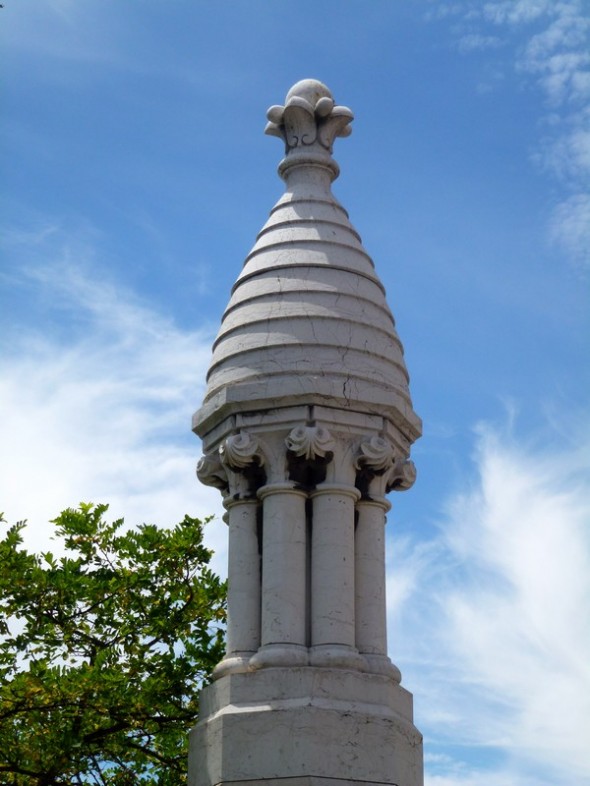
[214,781,412,786]
[188,667,423,786]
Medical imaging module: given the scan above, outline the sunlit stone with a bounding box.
[190,79,423,786]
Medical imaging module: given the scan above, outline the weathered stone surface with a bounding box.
[190,79,423,786]
[192,77,421,451]
[189,668,422,786]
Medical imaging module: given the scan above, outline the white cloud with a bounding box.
[457,33,503,52]
[0,224,228,575]
[388,417,590,784]
[425,767,540,786]
[482,0,554,26]
[528,13,586,96]
[440,0,590,270]
[550,192,590,268]
[536,111,590,182]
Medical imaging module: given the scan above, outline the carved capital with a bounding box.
[387,458,417,492]
[220,432,266,499]
[355,437,416,498]
[285,425,335,488]
[355,436,395,474]
[196,452,228,494]
[286,425,335,462]
[220,432,264,471]
[265,79,353,169]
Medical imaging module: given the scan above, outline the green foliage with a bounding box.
[0,504,226,786]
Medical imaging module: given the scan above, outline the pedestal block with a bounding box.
[189,668,423,786]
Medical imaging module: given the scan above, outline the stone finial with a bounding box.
[265,79,353,178]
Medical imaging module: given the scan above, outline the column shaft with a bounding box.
[355,498,400,680]
[226,501,260,653]
[309,484,365,669]
[213,499,260,678]
[250,483,308,668]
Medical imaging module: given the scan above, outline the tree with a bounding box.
[0,503,226,786]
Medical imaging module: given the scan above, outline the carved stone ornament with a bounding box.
[387,458,417,492]
[355,437,417,496]
[220,431,264,471]
[196,453,228,492]
[265,78,353,155]
[355,436,395,474]
[285,425,335,462]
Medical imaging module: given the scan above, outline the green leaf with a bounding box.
[0,504,227,786]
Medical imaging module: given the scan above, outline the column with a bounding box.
[249,482,309,668]
[355,496,400,681]
[309,484,365,669]
[354,436,413,681]
[199,432,265,679]
[212,497,260,678]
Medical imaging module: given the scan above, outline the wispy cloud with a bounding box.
[436,0,590,269]
[0,223,227,572]
[425,768,543,786]
[389,416,590,784]
[483,0,573,28]
[549,192,590,269]
[0,1,246,92]
[457,33,504,53]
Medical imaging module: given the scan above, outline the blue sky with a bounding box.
[1,1,589,784]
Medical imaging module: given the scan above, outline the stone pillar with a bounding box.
[215,497,260,677]
[309,483,364,669]
[356,496,398,679]
[199,433,265,679]
[355,437,417,680]
[250,482,308,668]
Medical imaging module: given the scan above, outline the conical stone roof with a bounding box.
[194,79,421,447]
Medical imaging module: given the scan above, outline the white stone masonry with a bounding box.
[190,79,424,786]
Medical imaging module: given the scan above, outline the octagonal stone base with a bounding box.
[188,668,423,786]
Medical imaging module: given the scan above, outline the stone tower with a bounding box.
[189,79,423,786]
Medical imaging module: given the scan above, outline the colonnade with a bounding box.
[197,423,415,682]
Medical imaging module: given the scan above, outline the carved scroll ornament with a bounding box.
[196,452,228,492]
[355,436,395,474]
[285,425,335,462]
[355,436,417,496]
[220,432,264,471]
[388,458,417,492]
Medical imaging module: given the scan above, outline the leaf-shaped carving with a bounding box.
[264,120,283,139]
[287,95,315,113]
[355,436,394,473]
[315,96,335,117]
[266,105,284,124]
[220,432,264,470]
[283,102,317,149]
[197,453,228,491]
[317,106,354,151]
[285,425,335,461]
[388,459,417,492]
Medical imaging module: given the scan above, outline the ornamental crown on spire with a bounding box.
[265,78,353,158]
[193,78,421,449]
